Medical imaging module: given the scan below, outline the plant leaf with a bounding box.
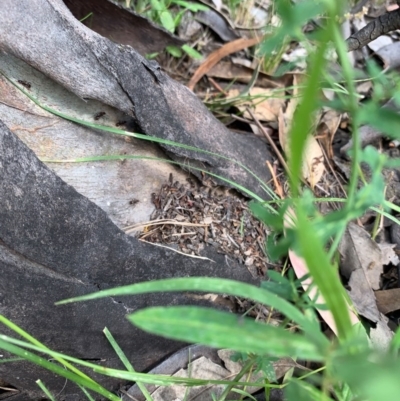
[128,306,328,361]
[56,277,327,346]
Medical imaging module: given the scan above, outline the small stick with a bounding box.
[246,108,290,175]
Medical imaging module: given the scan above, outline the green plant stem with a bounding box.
[36,380,56,401]
[218,358,255,401]
[285,7,353,340]
[0,337,120,401]
[0,334,273,388]
[0,315,95,385]
[288,32,329,195]
[331,24,360,213]
[103,327,152,400]
[42,153,268,205]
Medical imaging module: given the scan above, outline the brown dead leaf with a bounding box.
[187,36,263,90]
[278,75,325,186]
[284,208,359,336]
[149,356,232,400]
[278,109,288,153]
[340,222,383,290]
[317,108,342,159]
[376,288,400,314]
[278,75,299,154]
[288,249,354,335]
[227,87,285,122]
[207,61,287,88]
[288,215,391,347]
[339,222,383,322]
[301,135,325,188]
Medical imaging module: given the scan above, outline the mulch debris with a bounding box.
[138,174,271,277]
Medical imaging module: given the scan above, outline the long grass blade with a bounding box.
[103,327,152,400]
[56,277,327,346]
[1,73,278,201]
[0,315,96,384]
[0,338,121,401]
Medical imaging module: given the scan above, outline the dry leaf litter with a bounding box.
[138,174,271,278]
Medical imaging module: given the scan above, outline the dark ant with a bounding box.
[94,111,106,120]
[116,120,127,127]
[18,80,31,89]
[129,199,139,205]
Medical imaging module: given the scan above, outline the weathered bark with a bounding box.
[0,0,273,199]
[0,121,256,400]
[0,52,188,229]
[347,6,400,51]
[0,1,270,398]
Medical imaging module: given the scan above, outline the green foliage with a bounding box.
[129,306,327,360]
[3,0,400,400]
[134,0,208,59]
[149,0,175,32]
[181,44,203,59]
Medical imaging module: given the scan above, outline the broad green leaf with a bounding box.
[259,0,325,56]
[166,45,182,57]
[160,12,175,32]
[249,201,283,229]
[333,352,400,401]
[182,44,203,60]
[359,104,400,139]
[56,277,327,346]
[171,0,209,12]
[261,270,300,301]
[128,306,328,361]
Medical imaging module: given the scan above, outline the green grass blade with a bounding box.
[56,277,327,346]
[42,153,270,205]
[287,32,330,194]
[0,334,263,387]
[128,306,327,361]
[295,209,353,340]
[1,74,277,201]
[78,385,96,401]
[0,315,96,384]
[103,327,152,401]
[0,338,120,401]
[0,357,22,363]
[36,380,56,401]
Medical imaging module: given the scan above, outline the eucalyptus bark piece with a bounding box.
[0,0,272,199]
[0,121,257,400]
[347,7,400,51]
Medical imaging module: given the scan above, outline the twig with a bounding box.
[139,239,215,262]
[246,108,290,175]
